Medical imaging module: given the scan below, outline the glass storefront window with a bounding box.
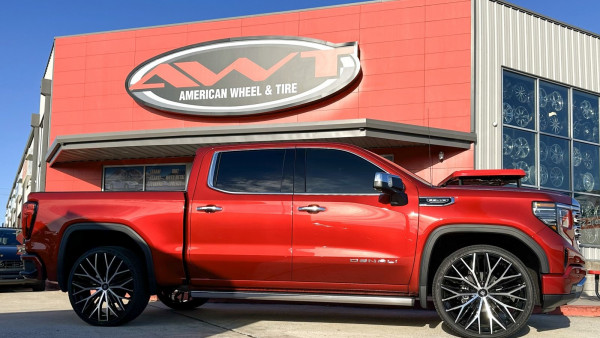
[539,135,570,190]
[103,164,189,191]
[145,165,187,191]
[573,90,599,143]
[539,81,569,137]
[503,72,536,130]
[104,166,144,191]
[503,127,536,185]
[574,193,600,247]
[573,142,599,194]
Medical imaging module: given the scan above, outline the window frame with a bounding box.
[207,147,387,196]
[102,163,191,192]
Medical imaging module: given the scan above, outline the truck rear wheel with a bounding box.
[67,246,150,326]
[157,287,207,310]
[432,245,535,338]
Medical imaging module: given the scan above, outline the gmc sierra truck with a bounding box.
[19,142,586,338]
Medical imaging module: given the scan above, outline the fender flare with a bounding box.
[57,223,157,293]
[418,224,549,309]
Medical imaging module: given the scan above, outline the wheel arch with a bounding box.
[57,223,157,294]
[418,224,549,309]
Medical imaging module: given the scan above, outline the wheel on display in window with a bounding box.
[539,165,548,186]
[580,100,596,120]
[583,172,595,192]
[549,91,564,111]
[503,134,514,156]
[513,84,529,103]
[582,201,595,218]
[539,87,548,108]
[539,141,548,162]
[432,245,536,338]
[549,144,564,164]
[550,167,564,187]
[511,137,530,159]
[549,115,563,135]
[502,103,514,124]
[514,106,531,128]
[579,122,593,141]
[573,147,582,167]
[583,228,599,245]
[513,161,531,184]
[583,151,594,170]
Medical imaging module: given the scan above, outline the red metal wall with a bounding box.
[47,0,472,191]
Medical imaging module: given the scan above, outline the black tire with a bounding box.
[157,287,207,310]
[432,245,536,338]
[67,246,150,326]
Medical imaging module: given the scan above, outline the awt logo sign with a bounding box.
[126,37,361,116]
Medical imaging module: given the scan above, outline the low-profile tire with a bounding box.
[157,287,207,310]
[67,246,150,326]
[432,245,536,338]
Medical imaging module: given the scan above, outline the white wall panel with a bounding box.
[475,0,600,169]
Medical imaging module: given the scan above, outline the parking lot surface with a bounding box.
[1,288,599,337]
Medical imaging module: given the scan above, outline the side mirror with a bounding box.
[374,172,405,194]
[374,173,408,206]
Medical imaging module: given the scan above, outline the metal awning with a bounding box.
[46,118,477,165]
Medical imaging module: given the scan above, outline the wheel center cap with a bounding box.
[478,289,488,297]
[101,284,109,290]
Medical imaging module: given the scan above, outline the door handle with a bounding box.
[298,205,326,213]
[197,205,223,213]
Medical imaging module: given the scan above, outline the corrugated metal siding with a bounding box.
[474,0,600,170]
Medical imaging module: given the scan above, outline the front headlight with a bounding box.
[532,199,580,247]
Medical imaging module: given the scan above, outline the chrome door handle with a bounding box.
[197,205,223,213]
[298,205,326,213]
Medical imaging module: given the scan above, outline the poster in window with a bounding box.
[145,165,187,191]
[104,166,144,191]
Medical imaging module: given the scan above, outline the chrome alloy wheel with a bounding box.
[68,246,149,326]
[433,245,535,338]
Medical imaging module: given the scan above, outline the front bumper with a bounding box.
[541,266,586,312]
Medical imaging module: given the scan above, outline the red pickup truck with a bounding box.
[19,142,585,338]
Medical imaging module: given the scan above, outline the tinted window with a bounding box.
[213,149,290,193]
[0,229,19,246]
[304,149,381,194]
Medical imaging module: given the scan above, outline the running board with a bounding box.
[190,291,414,307]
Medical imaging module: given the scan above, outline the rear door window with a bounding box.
[212,149,293,193]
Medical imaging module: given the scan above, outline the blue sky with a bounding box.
[1,0,599,220]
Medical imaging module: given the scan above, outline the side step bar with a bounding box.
[190,291,414,307]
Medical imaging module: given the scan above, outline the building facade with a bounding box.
[4,0,600,286]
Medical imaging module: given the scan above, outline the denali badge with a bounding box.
[350,258,398,264]
[126,36,361,116]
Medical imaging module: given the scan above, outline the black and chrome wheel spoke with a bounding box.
[438,249,531,336]
[71,251,134,322]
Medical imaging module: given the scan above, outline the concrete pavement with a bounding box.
[1,288,599,337]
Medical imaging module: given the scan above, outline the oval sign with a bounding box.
[126,36,360,116]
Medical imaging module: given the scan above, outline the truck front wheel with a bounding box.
[67,246,150,326]
[432,245,535,338]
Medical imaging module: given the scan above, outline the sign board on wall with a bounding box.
[126,36,360,116]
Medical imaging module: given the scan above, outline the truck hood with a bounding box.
[0,246,19,261]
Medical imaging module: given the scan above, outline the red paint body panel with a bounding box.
[23,142,585,306]
[24,191,187,286]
